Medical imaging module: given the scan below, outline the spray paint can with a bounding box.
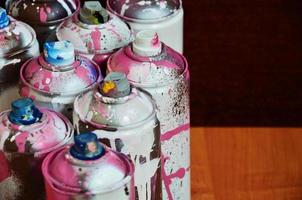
[73,72,162,200]
[42,132,135,200]
[0,98,74,200]
[107,31,190,200]
[7,0,80,46]
[0,8,39,112]
[56,1,133,75]
[107,0,183,53]
[19,41,102,120]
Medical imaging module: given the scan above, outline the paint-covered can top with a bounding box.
[107,0,181,22]
[0,8,37,57]
[42,132,133,194]
[8,0,80,25]
[20,41,102,96]
[56,1,133,55]
[107,30,188,87]
[74,72,156,128]
[0,98,73,156]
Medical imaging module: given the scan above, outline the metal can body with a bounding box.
[107,0,183,53]
[0,104,74,200]
[107,40,190,200]
[7,0,80,46]
[19,49,102,121]
[0,16,39,112]
[42,135,135,200]
[56,3,133,75]
[73,85,162,200]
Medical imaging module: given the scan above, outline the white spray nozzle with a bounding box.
[133,30,162,57]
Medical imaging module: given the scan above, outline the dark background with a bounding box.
[2,0,302,126]
[184,0,302,126]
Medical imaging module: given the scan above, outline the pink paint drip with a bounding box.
[75,66,90,84]
[39,7,48,23]
[161,123,190,200]
[15,132,29,153]
[161,123,190,141]
[91,28,101,51]
[161,155,186,200]
[152,33,160,47]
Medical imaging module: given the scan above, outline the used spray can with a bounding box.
[107,0,184,53]
[73,72,162,200]
[107,31,190,200]
[56,1,133,75]
[19,41,102,120]
[0,8,39,112]
[7,0,80,46]
[0,98,74,200]
[42,132,135,200]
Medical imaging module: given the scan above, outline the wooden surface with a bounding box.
[191,127,302,200]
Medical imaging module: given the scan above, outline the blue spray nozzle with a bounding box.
[70,132,105,160]
[9,98,43,125]
[0,8,9,29]
[43,41,75,66]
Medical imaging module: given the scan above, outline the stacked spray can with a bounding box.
[56,1,133,75]
[0,98,74,200]
[19,41,102,120]
[7,0,80,45]
[0,8,39,111]
[107,0,184,53]
[107,31,190,200]
[42,132,135,200]
[73,72,162,200]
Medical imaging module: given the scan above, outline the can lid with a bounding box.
[100,72,131,98]
[70,133,105,160]
[107,0,181,21]
[44,41,75,66]
[133,30,162,56]
[79,1,109,24]
[0,8,9,29]
[8,98,43,125]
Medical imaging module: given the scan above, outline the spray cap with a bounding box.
[79,1,109,25]
[9,98,43,125]
[0,8,9,29]
[70,132,105,160]
[100,72,131,98]
[43,41,75,66]
[133,30,162,57]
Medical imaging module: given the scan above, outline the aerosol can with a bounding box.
[73,72,162,200]
[19,41,102,120]
[107,0,184,53]
[107,31,190,200]
[0,98,73,200]
[56,1,133,75]
[0,8,39,112]
[7,0,80,45]
[42,132,135,200]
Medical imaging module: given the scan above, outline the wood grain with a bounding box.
[191,127,302,200]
